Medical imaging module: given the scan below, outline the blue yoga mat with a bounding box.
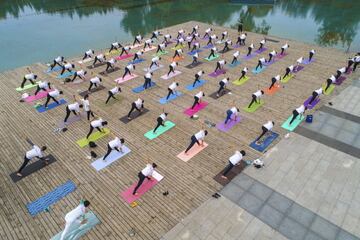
[252,66,267,74]
[228,61,241,68]
[27,180,76,216]
[36,99,67,113]
[91,146,131,171]
[45,65,62,73]
[129,58,145,64]
[187,49,203,56]
[57,71,75,79]
[249,132,279,152]
[185,79,207,91]
[132,82,156,93]
[159,92,183,104]
[203,44,214,49]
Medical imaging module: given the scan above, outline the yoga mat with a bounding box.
[219,48,231,54]
[249,132,279,152]
[183,102,208,116]
[16,82,40,92]
[143,46,157,52]
[57,71,75,79]
[204,54,219,61]
[243,100,264,113]
[86,62,106,69]
[293,66,304,73]
[209,89,231,99]
[105,49,120,56]
[304,96,320,110]
[91,145,131,171]
[203,44,214,49]
[51,211,100,240]
[345,68,352,75]
[275,53,288,59]
[10,155,56,183]
[99,67,121,75]
[144,121,176,140]
[177,142,208,162]
[45,65,62,73]
[36,99,67,113]
[252,66,267,74]
[143,64,164,73]
[153,50,168,57]
[243,54,255,60]
[264,84,280,95]
[171,45,184,50]
[76,128,110,148]
[281,74,294,83]
[131,43,142,48]
[159,92,183,104]
[228,61,241,68]
[185,61,203,69]
[132,82,156,93]
[215,40,226,44]
[79,85,105,97]
[232,76,249,86]
[187,49,203,55]
[129,58,145,65]
[185,79,207,90]
[172,56,185,62]
[119,108,149,124]
[255,48,268,54]
[213,160,248,186]
[115,54,134,61]
[232,44,242,48]
[26,180,76,216]
[160,70,182,80]
[208,69,226,77]
[58,113,85,129]
[264,59,277,66]
[115,74,138,84]
[25,90,51,103]
[322,83,335,95]
[335,76,346,85]
[77,58,92,64]
[216,116,241,132]
[302,58,315,65]
[281,115,304,131]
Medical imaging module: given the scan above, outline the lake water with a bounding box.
[0,0,359,72]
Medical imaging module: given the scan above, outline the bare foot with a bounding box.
[16,173,22,177]
[221,175,228,179]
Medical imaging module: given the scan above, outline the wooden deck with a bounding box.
[0,20,358,240]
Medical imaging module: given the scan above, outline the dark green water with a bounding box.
[0,0,359,71]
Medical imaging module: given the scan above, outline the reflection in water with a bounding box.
[0,0,359,71]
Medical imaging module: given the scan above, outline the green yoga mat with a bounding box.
[281,115,304,131]
[76,128,110,148]
[51,211,100,240]
[322,83,335,95]
[281,74,294,83]
[205,54,219,61]
[144,121,175,140]
[232,76,249,86]
[171,45,183,50]
[16,82,40,92]
[154,50,168,57]
[243,100,264,113]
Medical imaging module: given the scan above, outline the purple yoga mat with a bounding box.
[255,48,268,54]
[303,96,320,110]
[232,44,242,48]
[208,69,226,77]
[243,54,255,60]
[293,65,304,73]
[216,117,241,132]
[302,58,315,64]
[345,68,352,75]
[264,59,276,66]
[335,76,346,85]
[275,53,288,59]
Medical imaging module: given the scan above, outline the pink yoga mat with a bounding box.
[177,142,208,162]
[161,71,182,80]
[121,179,158,204]
[335,76,346,85]
[303,96,320,110]
[216,117,241,132]
[115,54,134,60]
[143,46,156,52]
[25,90,51,103]
[114,74,138,83]
[183,102,208,116]
[275,53,288,59]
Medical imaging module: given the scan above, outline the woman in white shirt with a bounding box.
[289,105,307,125]
[34,81,51,95]
[255,121,274,143]
[221,150,246,179]
[133,34,142,45]
[153,112,168,133]
[81,94,94,120]
[166,82,179,100]
[17,144,47,177]
[122,64,135,79]
[105,86,121,104]
[103,135,125,161]
[184,130,208,154]
[127,98,144,120]
[191,91,205,109]
[133,163,158,195]
[280,43,289,55]
[44,89,63,108]
[86,118,108,139]
[248,90,264,108]
[109,42,122,53]
[21,67,38,88]
[193,70,204,87]
[64,96,83,123]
